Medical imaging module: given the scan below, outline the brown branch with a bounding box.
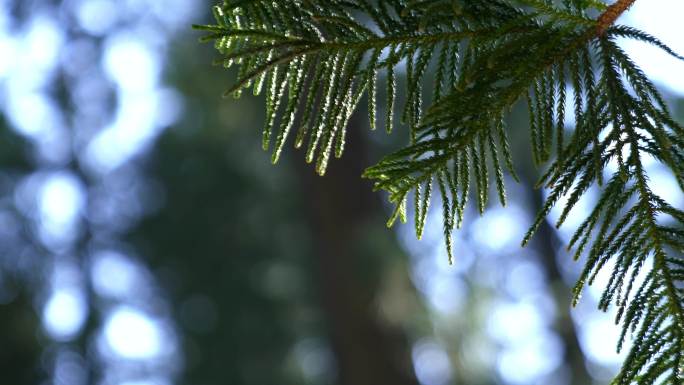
[596,0,637,35]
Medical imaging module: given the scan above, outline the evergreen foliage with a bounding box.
[194,0,684,383]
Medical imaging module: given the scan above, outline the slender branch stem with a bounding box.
[596,0,637,35]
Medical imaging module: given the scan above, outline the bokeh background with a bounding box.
[0,1,683,385]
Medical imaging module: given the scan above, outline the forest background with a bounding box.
[1,1,684,385]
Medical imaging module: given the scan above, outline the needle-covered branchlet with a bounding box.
[196,1,684,383]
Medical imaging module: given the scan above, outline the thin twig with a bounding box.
[596,0,637,35]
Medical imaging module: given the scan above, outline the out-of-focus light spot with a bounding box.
[72,72,111,114]
[497,332,563,384]
[149,0,201,29]
[38,172,85,244]
[585,257,651,306]
[91,251,138,298]
[40,173,84,224]
[649,166,683,208]
[424,275,467,314]
[14,172,46,218]
[54,350,87,385]
[6,92,62,137]
[579,315,626,366]
[4,89,69,162]
[0,3,8,29]
[292,338,335,381]
[103,36,159,92]
[119,379,171,385]
[488,301,547,345]
[0,15,63,92]
[623,1,684,95]
[412,339,453,385]
[472,206,526,251]
[154,88,184,127]
[76,0,119,36]
[24,16,63,73]
[84,99,154,171]
[0,34,17,78]
[104,307,162,360]
[42,288,88,341]
[505,261,546,299]
[562,86,576,127]
[261,261,304,299]
[85,88,181,173]
[403,212,475,272]
[544,186,596,243]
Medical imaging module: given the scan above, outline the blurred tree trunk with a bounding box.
[297,122,420,385]
[521,176,592,385]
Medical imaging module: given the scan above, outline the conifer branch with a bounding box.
[196,1,684,383]
[596,0,637,35]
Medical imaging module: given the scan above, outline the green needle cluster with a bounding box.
[195,1,684,383]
